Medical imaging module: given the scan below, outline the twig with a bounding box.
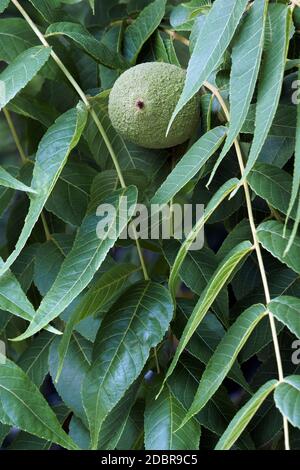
[41,212,51,241]
[2,108,27,164]
[163,28,190,47]
[290,0,300,10]
[154,347,160,374]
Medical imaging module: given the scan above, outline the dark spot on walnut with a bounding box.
[136,99,145,110]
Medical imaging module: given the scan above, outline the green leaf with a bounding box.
[0,312,11,336]
[0,0,10,14]
[144,383,201,450]
[69,416,90,450]
[170,0,210,30]
[0,166,36,194]
[274,376,300,429]
[0,19,37,63]
[169,178,238,298]
[88,170,120,209]
[193,158,244,224]
[241,104,296,140]
[82,281,173,449]
[8,404,69,450]
[180,304,267,427]
[151,126,227,205]
[153,31,169,63]
[55,263,139,382]
[97,380,141,450]
[239,316,284,364]
[173,300,249,390]
[0,46,51,109]
[0,259,59,335]
[232,255,299,304]
[164,241,229,326]
[164,36,181,66]
[0,185,13,217]
[49,334,92,423]
[45,162,97,226]
[167,355,254,449]
[70,380,140,450]
[215,380,278,450]
[18,332,53,388]
[7,93,58,127]
[284,68,300,254]
[0,267,36,322]
[175,301,226,367]
[34,234,74,296]
[0,102,88,278]
[257,220,300,275]
[123,0,167,63]
[207,0,268,185]
[0,357,78,450]
[116,400,144,450]
[175,301,250,391]
[238,4,291,185]
[70,379,141,450]
[46,22,127,69]
[69,263,139,323]
[217,219,252,262]
[13,185,138,341]
[284,199,300,258]
[268,296,300,339]
[159,241,253,394]
[258,137,296,169]
[8,433,52,450]
[0,423,10,446]
[248,163,296,219]
[28,0,61,23]
[168,0,248,131]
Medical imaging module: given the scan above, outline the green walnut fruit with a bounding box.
[108,62,200,149]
